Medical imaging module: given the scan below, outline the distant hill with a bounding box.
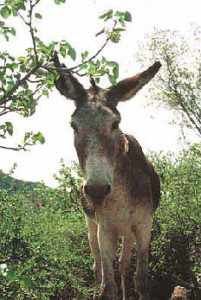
[0,170,43,193]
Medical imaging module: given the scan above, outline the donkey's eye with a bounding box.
[111,121,119,131]
[71,122,78,133]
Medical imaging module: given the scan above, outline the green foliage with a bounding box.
[0,0,131,149]
[0,6,11,19]
[149,144,201,298]
[99,10,132,25]
[80,57,119,85]
[0,166,91,299]
[59,41,76,60]
[0,121,13,138]
[97,10,131,45]
[54,0,66,5]
[0,145,200,299]
[73,9,131,85]
[0,20,16,40]
[34,12,42,19]
[137,26,201,137]
[53,160,83,212]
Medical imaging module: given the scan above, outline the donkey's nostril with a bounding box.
[105,184,111,195]
[84,185,90,196]
[84,183,111,200]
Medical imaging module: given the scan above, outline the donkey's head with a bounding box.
[54,56,161,208]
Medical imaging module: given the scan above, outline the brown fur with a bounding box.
[118,134,160,211]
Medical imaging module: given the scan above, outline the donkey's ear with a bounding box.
[105,62,161,104]
[53,53,87,107]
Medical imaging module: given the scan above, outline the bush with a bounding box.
[149,144,201,299]
[0,145,200,299]
[0,166,92,299]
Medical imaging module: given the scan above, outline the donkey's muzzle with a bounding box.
[84,181,111,203]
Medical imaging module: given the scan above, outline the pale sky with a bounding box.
[0,0,200,186]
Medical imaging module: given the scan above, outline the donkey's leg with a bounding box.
[119,235,135,300]
[86,217,101,283]
[134,213,152,300]
[98,225,118,299]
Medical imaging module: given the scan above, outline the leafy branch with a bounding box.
[0,63,41,106]
[18,0,40,64]
[68,20,118,73]
[137,27,201,137]
[0,145,25,151]
[0,1,132,150]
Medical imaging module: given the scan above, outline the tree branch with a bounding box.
[18,0,39,64]
[29,0,39,64]
[0,63,41,106]
[160,60,201,136]
[49,20,118,73]
[0,145,26,151]
[18,11,30,26]
[69,21,117,72]
[0,108,10,117]
[178,97,201,135]
[0,0,42,108]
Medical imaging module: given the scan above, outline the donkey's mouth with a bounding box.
[89,197,106,209]
[85,195,109,210]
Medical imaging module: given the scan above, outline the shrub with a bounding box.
[0,144,200,299]
[149,144,201,299]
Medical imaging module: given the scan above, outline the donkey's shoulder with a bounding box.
[121,134,160,210]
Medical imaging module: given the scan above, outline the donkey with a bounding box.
[54,55,161,300]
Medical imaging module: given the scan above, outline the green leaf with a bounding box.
[54,0,61,4]
[59,43,69,58]
[0,6,11,19]
[114,28,126,33]
[96,29,105,37]
[12,7,18,17]
[42,90,49,97]
[9,63,18,71]
[115,11,125,18]
[24,132,32,144]
[45,73,55,86]
[87,61,96,67]
[60,47,66,58]
[81,51,89,61]
[33,132,45,144]
[99,9,113,21]
[20,276,33,288]
[106,61,119,67]
[110,32,120,43]
[80,63,87,69]
[68,47,76,61]
[108,74,117,85]
[124,11,132,22]
[7,270,18,282]
[10,27,16,36]
[35,13,42,19]
[119,18,125,28]
[113,66,119,79]
[39,43,49,54]
[5,122,13,136]
[7,82,15,92]
[18,56,27,64]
